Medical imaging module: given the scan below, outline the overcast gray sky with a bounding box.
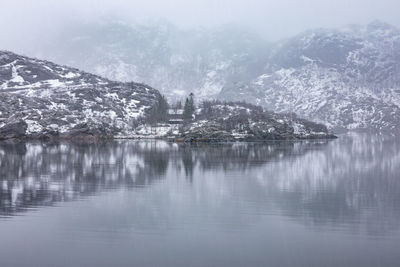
[1,0,400,41]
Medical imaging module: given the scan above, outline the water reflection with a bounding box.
[0,141,171,216]
[0,134,399,237]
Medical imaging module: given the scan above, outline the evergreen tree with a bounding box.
[183,98,190,120]
[176,100,183,109]
[188,93,195,114]
[173,100,183,112]
[148,94,169,123]
[183,93,195,120]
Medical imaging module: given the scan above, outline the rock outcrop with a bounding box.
[173,101,336,142]
[0,119,27,140]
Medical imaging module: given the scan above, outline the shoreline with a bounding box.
[0,133,338,143]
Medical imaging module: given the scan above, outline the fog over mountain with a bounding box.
[1,0,400,45]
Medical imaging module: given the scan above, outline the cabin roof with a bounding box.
[168,109,184,115]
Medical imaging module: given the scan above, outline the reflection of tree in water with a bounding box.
[136,143,170,186]
[175,141,330,181]
[183,141,330,171]
[180,146,194,180]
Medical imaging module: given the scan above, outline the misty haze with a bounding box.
[1,1,400,267]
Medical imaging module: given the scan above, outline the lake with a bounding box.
[0,133,399,267]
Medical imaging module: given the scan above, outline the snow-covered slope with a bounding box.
[220,21,400,132]
[0,50,160,139]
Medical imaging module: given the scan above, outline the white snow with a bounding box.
[25,120,43,134]
[10,64,25,84]
[47,79,65,87]
[61,72,80,79]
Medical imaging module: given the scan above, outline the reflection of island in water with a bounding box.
[1,134,400,236]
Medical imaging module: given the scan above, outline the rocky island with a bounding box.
[0,50,335,141]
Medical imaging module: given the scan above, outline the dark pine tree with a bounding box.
[175,100,183,110]
[148,94,169,124]
[183,93,195,120]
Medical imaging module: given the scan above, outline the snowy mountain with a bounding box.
[6,20,400,133]
[21,19,400,132]
[220,21,400,132]
[0,50,160,139]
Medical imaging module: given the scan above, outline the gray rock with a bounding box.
[0,120,27,140]
[182,122,234,142]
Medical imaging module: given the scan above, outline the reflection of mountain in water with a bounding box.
[0,140,328,216]
[266,133,400,236]
[0,135,400,237]
[0,141,169,216]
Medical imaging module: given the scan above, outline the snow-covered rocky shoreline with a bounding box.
[116,101,337,142]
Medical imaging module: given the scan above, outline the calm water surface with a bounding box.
[0,133,399,267]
